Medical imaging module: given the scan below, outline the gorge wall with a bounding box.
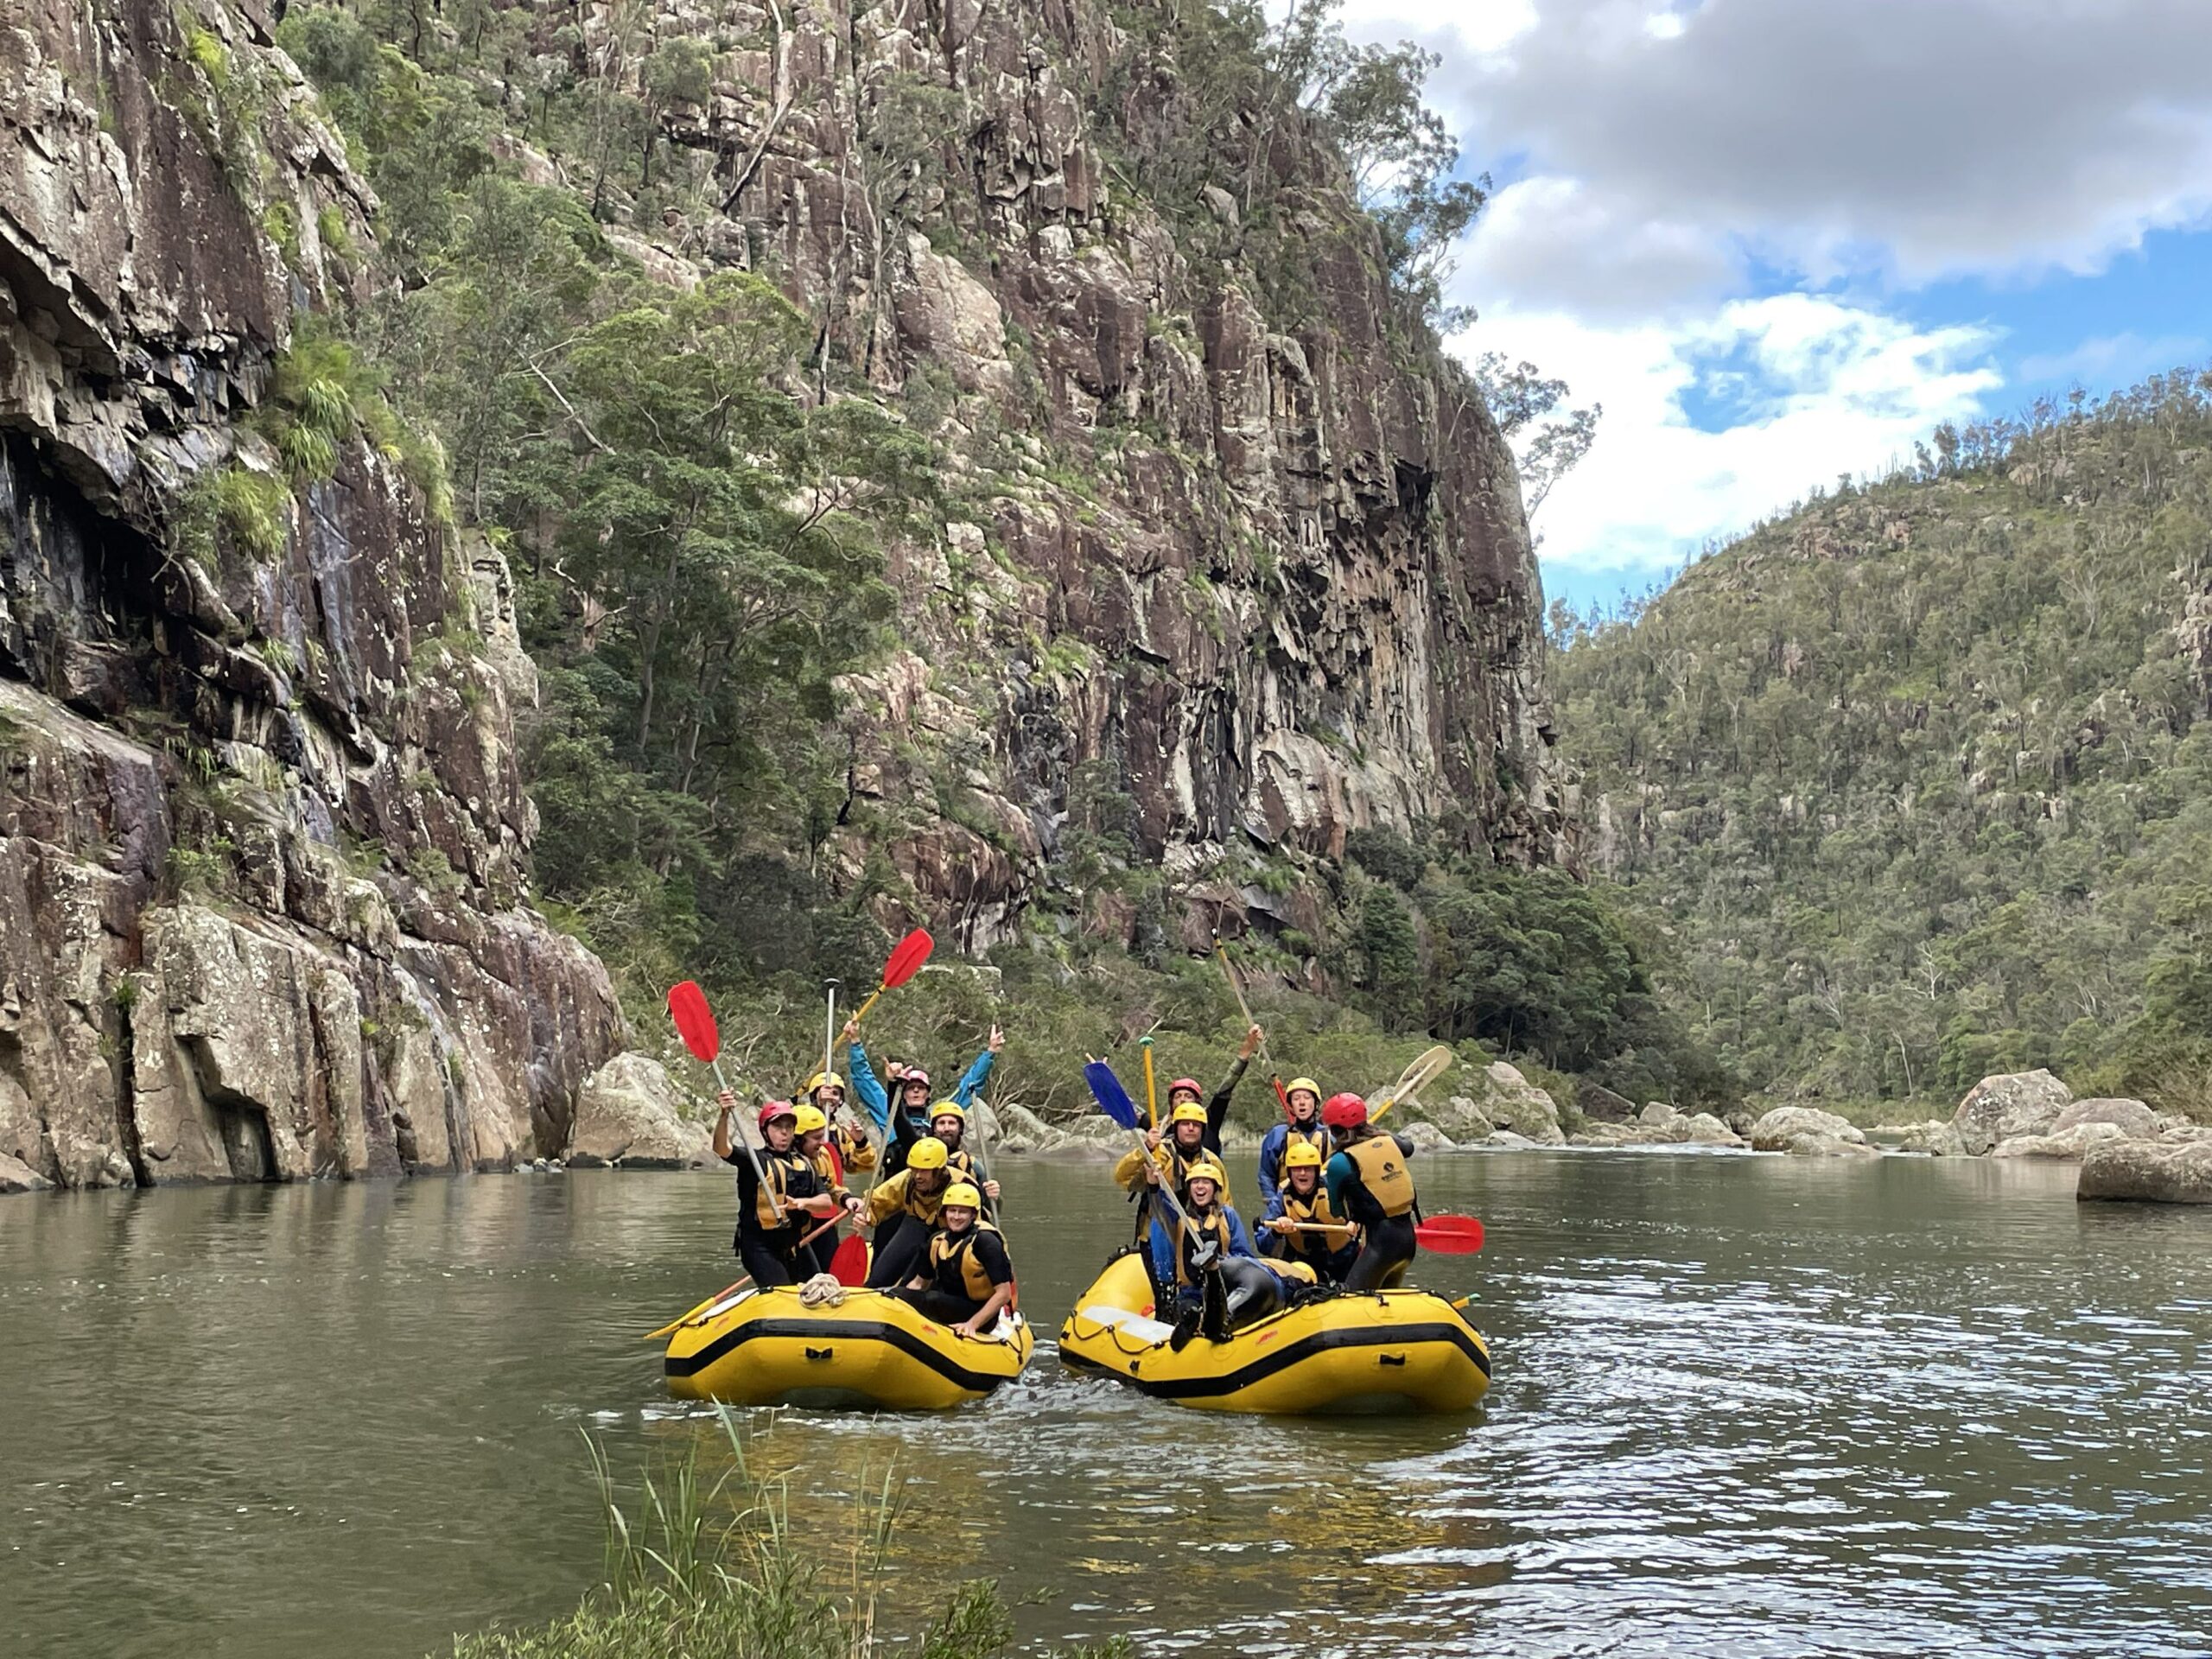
[0,0,1569,1190]
[630,0,1573,950]
[0,0,623,1191]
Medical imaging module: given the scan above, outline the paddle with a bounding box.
[1281,1215,1486,1254]
[668,980,783,1224]
[1139,1034,1159,1132]
[1084,1058,1190,1230]
[1370,1044,1455,1122]
[828,1231,870,1287]
[821,977,840,1089]
[1216,938,1292,1119]
[641,1211,847,1339]
[848,928,935,1028]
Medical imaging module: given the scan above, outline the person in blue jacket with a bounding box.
[1148,1160,1281,1349]
[1255,1075,1330,1220]
[842,1017,1001,1176]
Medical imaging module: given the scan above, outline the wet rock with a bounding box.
[1481,1063,1566,1146]
[1578,1083,1637,1123]
[1485,1128,1536,1149]
[569,1053,701,1169]
[1952,1070,2073,1156]
[1569,1121,1665,1147]
[1685,1112,1745,1147]
[1750,1107,1876,1157]
[1398,1121,1454,1153]
[0,1151,53,1192]
[2051,1097,2159,1140]
[1993,1121,2132,1161]
[1637,1102,1693,1143]
[1890,1120,1967,1157]
[2077,1139,2212,1204]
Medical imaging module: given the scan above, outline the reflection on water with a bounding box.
[3,1154,2209,1656]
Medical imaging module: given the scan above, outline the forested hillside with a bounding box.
[1554,373,2212,1116]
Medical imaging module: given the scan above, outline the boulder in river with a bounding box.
[1481,1063,1567,1146]
[1423,1095,1497,1144]
[1398,1121,1456,1153]
[1993,1121,2132,1160]
[1685,1112,1746,1147]
[1885,1120,1966,1156]
[1578,1083,1637,1123]
[567,1054,703,1169]
[2077,1139,2212,1204]
[1638,1103,1693,1142]
[0,1151,54,1193]
[1952,1070,2073,1155]
[1749,1107,1876,1157]
[2051,1097,2160,1139]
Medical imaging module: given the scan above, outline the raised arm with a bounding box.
[845,1029,888,1137]
[950,1025,1005,1105]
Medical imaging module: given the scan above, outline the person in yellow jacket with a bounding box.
[895,1181,1014,1337]
[926,1102,1001,1208]
[1322,1093,1420,1292]
[863,1136,957,1289]
[791,1103,865,1275]
[1262,1139,1357,1284]
[803,1070,877,1181]
[713,1095,858,1285]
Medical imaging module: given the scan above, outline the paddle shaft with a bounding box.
[1371,1044,1454,1122]
[1140,1036,1158,1131]
[823,981,838,1085]
[1215,940,1292,1118]
[709,1056,787,1225]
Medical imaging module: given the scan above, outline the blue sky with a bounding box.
[1336,0,2212,612]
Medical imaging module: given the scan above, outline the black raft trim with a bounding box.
[1063,1319,1491,1400]
[664,1316,1014,1395]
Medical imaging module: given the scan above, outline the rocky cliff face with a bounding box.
[0,0,623,1190]
[636,0,1572,951]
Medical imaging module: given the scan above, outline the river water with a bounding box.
[3,1152,2209,1657]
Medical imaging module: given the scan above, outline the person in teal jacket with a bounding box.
[842,1018,1001,1176]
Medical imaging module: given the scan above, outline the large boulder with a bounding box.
[1398,1120,1455,1153]
[1482,1063,1566,1146]
[1952,1070,2073,1155]
[1685,1112,1746,1147]
[0,1151,54,1193]
[1993,1121,2131,1160]
[1882,1120,1966,1157]
[567,1054,700,1168]
[1750,1107,1875,1157]
[2077,1139,2212,1204]
[1578,1083,1637,1123]
[2051,1097,2159,1139]
[1638,1102,1693,1143]
[1423,1095,1497,1144]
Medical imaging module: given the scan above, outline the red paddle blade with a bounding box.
[1416,1215,1485,1254]
[880,928,934,990]
[830,1233,870,1287]
[667,981,719,1065]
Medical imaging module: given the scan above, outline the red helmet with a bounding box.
[757,1100,798,1131]
[1168,1077,1203,1101]
[1321,1092,1369,1130]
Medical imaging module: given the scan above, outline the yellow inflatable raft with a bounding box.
[664,1286,1033,1410]
[1057,1252,1490,1414]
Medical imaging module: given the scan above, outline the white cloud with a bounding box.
[1451,297,2003,575]
[2016,333,2212,389]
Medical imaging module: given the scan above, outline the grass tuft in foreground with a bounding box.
[443,1408,1129,1659]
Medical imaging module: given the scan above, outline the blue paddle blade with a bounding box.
[1084,1060,1141,1130]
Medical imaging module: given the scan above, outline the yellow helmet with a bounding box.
[791,1103,829,1135]
[1168,1100,1209,1127]
[1182,1159,1228,1192]
[928,1101,967,1123]
[805,1071,846,1096]
[1286,1077,1321,1102]
[1283,1140,1324,1170]
[941,1181,982,1211]
[905,1136,950,1171]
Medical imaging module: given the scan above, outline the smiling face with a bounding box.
[941,1204,976,1233]
[799,1128,826,1155]
[931,1115,963,1145]
[1186,1176,1217,1208]
[1287,1165,1319,1196]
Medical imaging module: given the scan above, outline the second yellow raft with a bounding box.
[1057,1251,1490,1414]
[664,1286,1033,1410]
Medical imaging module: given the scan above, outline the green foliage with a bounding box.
[177,465,290,567]
[1556,368,2212,1113]
[444,1408,1124,1659]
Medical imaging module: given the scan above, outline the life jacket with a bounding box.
[944,1144,982,1183]
[804,1144,846,1197]
[1281,1121,1328,1167]
[872,1167,951,1227]
[1173,1207,1234,1288]
[929,1222,1007,1302]
[751,1146,817,1231]
[1342,1135,1415,1218]
[831,1125,876,1173]
[1164,1137,1229,1202]
[1279,1180,1344,1256]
